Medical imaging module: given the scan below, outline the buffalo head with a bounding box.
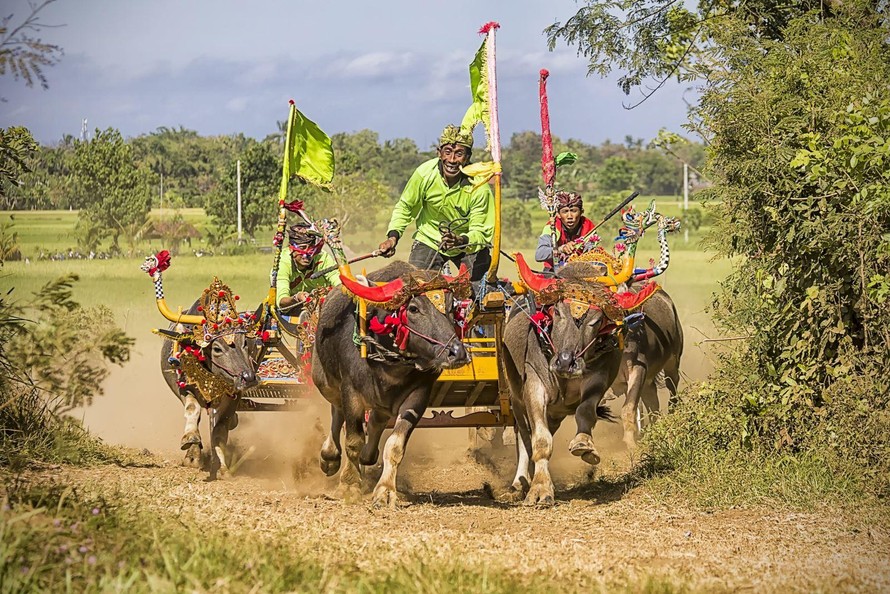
[548,300,611,378]
[340,268,471,372]
[207,332,258,392]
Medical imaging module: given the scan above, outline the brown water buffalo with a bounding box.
[609,287,683,450]
[312,261,470,506]
[608,213,683,448]
[143,253,258,481]
[159,303,258,480]
[502,255,659,505]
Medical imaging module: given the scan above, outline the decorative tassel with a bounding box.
[479,21,500,34]
[539,69,555,188]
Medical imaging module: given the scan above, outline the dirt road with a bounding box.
[55,420,890,593]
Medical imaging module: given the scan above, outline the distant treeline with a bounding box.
[0,125,704,253]
[4,126,704,213]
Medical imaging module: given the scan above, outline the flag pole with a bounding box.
[483,22,502,280]
[269,101,297,304]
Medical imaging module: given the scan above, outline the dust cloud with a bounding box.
[79,332,713,496]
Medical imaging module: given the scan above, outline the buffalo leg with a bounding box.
[208,397,236,481]
[621,363,647,451]
[640,380,660,429]
[570,395,606,466]
[371,388,428,507]
[509,400,532,494]
[320,405,344,476]
[664,358,681,409]
[523,372,555,506]
[361,409,388,466]
[180,394,202,450]
[336,389,366,502]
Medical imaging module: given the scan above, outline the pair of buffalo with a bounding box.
[162,259,681,505]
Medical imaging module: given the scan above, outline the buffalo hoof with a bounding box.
[320,455,342,477]
[181,443,203,469]
[371,484,400,508]
[334,482,363,504]
[568,433,601,466]
[524,482,555,507]
[497,486,526,504]
[359,443,379,466]
[180,430,201,450]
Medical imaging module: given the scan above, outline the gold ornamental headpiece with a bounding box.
[439,124,474,149]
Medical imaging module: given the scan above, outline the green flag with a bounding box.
[280,102,334,199]
[460,37,489,145]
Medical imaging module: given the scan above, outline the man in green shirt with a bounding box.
[377,124,495,281]
[277,222,341,313]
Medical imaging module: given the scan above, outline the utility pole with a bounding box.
[683,163,689,243]
[236,160,243,241]
[160,172,164,214]
[683,162,689,210]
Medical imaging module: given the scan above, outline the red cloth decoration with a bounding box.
[340,274,405,305]
[539,69,555,188]
[441,263,469,283]
[283,200,305,213]
[514,252,561,293]
[368,305,410,350]
[614,282,660,310]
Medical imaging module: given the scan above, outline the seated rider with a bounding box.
[377,124,495,282]
[535,191,597,271]
[277,222,341,314]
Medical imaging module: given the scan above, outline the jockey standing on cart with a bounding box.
[377,124,495,282]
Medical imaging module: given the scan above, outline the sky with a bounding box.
[0,0,694,149]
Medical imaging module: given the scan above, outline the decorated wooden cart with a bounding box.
[144,21,681,427]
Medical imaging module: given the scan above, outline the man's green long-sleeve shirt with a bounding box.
[386,158,495,257]
[275,249,341,308]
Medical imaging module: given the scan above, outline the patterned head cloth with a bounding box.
[556,191,583,209]
[438,124,474,149]
[288,223,323,257]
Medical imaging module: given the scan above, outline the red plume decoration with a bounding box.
[539,69,555,188]
[341,267,472,309]
[283,200,305,213]
[441,263,469,284]
[479,21,500,34]
[148,250,171,276]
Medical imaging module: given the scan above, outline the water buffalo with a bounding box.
[609,288,683,450]
[502,254,659,505]
[312,261,470,506]
[142,252,258,480]
[610,213,683,449]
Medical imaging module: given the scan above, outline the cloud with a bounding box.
[0,48,691,149]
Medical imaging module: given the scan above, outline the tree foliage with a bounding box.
[70,128,153,251]
[551,0,889,493]
[544,0,835,103]
[205,140,279,239]
[0,126,38,205]
[0,0,62,93]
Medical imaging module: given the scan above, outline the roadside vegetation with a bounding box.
[548,0,890,505]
